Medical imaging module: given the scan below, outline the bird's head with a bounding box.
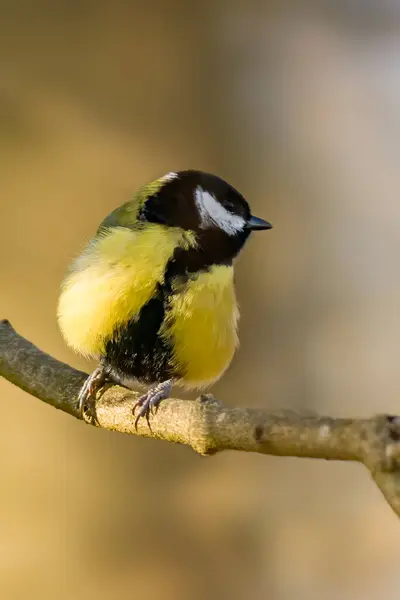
[100,170,272,266]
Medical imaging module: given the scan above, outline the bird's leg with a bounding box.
[78,364,108,419]
[78,364,137,420]
[133,379,173,429]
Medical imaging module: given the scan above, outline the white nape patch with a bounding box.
[161,171,178,182]
[194,186,245,235]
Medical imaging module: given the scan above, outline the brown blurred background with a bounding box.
[1,1,400,598]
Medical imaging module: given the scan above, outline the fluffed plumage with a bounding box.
[57,170,272,424]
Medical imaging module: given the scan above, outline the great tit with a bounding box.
[57,170,272,425]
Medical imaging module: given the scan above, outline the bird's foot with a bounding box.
[78,365,107,420]
[133,379,173,429]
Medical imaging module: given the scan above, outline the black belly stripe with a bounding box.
[102,243,234,385]
[103,285,178,384]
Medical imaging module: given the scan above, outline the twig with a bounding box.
[1,319,400,517]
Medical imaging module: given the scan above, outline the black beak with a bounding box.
[246,215,273,231]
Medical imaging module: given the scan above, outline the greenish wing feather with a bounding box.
[97,176,169,232]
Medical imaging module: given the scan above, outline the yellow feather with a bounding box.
[57,225,195,356]
[58,223,238,388]
[162,265,239,387]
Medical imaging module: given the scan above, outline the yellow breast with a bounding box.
[163,265,239,388]
[57,225,193,357]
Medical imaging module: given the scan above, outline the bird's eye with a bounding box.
[224,199,236,213]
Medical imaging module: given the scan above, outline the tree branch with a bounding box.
[1,319,400,517]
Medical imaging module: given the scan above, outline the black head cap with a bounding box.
[137,170,272,267]
[141,170,272,234]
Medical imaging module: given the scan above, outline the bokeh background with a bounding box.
[1,1,400,598]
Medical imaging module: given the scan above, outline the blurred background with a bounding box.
[1,0,400,598]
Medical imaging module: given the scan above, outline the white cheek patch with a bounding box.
[194,187,245,235]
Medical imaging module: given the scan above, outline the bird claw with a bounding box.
[133,380,173,429]
[78,366,107,420]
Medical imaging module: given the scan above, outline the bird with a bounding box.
[57,170,272,426]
